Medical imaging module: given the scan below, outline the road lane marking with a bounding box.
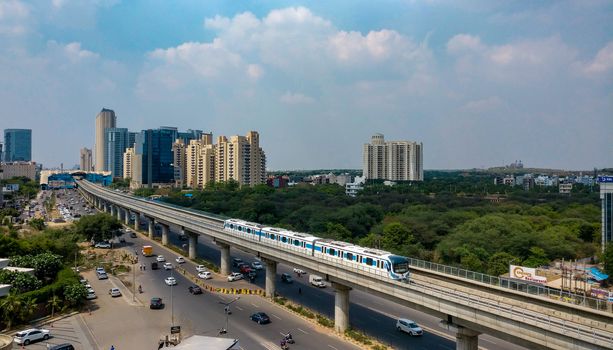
[235,306,243,311]
[251,302,259,308]
[328,345,339,350]
[297,328,308,334]
[482,338,497,345]
[271,313,282,320]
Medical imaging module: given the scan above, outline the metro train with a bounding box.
[223,218,410,281]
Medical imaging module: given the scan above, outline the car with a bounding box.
[156,255,166,262]
[165,276,177,286]
[119,236,126,243]
[151,262,159,270]
[86,287,95,294]
[150,297,164,309]
[281,273,293,283]
[198,271,212,280]
[109,288,121,297]
[178,234,188,241]
[188,286,203,294]
[239,265,252,274]
[396,318,423,336]
[95,267,106,274]
[129,232,137,238]
[175,257,185,264]
[250,312,271,324]
[247,270,257,279]
[86,291,97,300]
[232,257,243,267]
[163,262,173,270]
[94,242,111,249]
[251,261,263,270]
[97,272,108,280]
[49,343,75,350]
[79,277,88,285]
[196,265,207,273]
[293,268,306,275]
[13,328,50,345]
[227,272,244,282]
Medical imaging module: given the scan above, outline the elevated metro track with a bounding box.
[77,180,613,350]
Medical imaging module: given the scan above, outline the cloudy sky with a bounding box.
[1,0,611,170]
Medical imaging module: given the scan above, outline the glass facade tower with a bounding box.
[3,129,32,162]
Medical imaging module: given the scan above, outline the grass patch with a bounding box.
[371,345,388,350]
[316,314,334,328]
[345,328,372,345]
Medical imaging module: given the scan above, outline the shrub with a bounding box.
[316,314,333,328]
[345,328,372,345]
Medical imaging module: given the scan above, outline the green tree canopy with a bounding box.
[74,213,121,242]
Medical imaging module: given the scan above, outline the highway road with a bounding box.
[121,231,360,350]
[132,216,526,350]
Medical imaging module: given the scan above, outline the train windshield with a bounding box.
[389,255,409,274]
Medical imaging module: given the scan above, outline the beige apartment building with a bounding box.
[94,108,116,171]
[0,162,37,181]
[123,147,135,180]
[185,134,215,189]
[173,139,187,187]
[215,131,266,186]
[80,147,92,171]
[363,133,423,181]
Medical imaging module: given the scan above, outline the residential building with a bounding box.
[185,134,215,189]
[105,128,132,178]
[599,176,613,251]
[80,147,92,171]
[3,129,32,162]
[123,147,135,179]
[559,183,573,194]
[267,175,290,188]
[0,142,3,162]
[94,108,116,171]
[173,139,187,187]
[363,133,423,181]
[346,176,366,197]
[0,162,37,181]
[215,131,266,186]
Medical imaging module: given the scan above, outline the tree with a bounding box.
[486,252,518,276]
[603,244,613,282]
[381,222,413,249]
[29,218,45,231]
[522,247,550,268]
[47,295,61,319]
[74,213,121,242]
[0,294,22,329]
[10,272,42,293]
[63,283,87,307]
[19,297,38,323]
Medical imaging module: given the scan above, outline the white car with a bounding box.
[227,272,244,282]
[196,265,207,273]
[396,318,423,336]
[251,261,263,270]
[86,291,97,300]
[13,328,50,345]
[156,255,166,262]
[95,267,106,274]
[109,288,121,297]
[163,262,173,270]
[175,257,185,264]
[293,268,306,275]
[198,271,212,280]
[165,276,177,286]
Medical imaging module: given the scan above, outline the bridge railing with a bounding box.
[407,258,612,312]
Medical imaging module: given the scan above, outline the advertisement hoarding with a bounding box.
[509,265,548,284]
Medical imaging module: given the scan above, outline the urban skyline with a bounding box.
[0,2,611,170]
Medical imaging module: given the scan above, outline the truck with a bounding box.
[142,245,153,257]
[309,274,326,288]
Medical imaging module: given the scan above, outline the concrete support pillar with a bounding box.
[187,231,197,259]
[215,241,231,276]
[116,206,122,221]
[133,213,140,231]
[264,259,277,299]
[110,205,116,217]
[148,218,154,238]
[456,327,480,350]
[161,224,169,246]
[124,209,130,225]
[332,282,351,333]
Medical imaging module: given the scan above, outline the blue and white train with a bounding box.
[223,218,410,281]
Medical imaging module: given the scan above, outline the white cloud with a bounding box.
[460,96,504,112]
[582,41,613,74]
[447,34,484,54]
[280,91,314,104]
[247,64,263,80]
[0,0,30,35]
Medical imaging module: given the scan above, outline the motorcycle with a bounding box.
[283,333,295,344]
[138,285,143,293]
[280,339,289,350]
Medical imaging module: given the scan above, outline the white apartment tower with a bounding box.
[123,147,135,180]
[363,133,423,181]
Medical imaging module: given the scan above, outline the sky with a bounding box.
[0,0,612,170]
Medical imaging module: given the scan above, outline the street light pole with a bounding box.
[171,268,174,327]
[132,261,136,302]
[219,297,240,337]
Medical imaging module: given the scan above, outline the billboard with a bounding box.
[509,265,547,284]
[598,176,613,183]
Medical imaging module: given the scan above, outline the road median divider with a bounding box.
[175,266,264,295]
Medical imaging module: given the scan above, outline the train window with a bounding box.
[270,234,276,240]
[376,260,380,268]
[328,248,336,256]
[346,253,353,261]
[281,236,287,243]
[229,224,234,229]
[365,257,373,266]
[293,240,300,246]
[238,226,242,231]
[247,228,251,234]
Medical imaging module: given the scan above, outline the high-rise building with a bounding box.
[600,176,613,251]
[95,108,116,171]
[131,128,175,188]
[80,148,93,171]
[105,128,132,178]
[123,147,135,180]
[172,139,187,187]
[185,133,215,189]
[0,142,3,162]
[0,162,37,181]
[3,129,32,162]
[363,133,423,181]
[178,129,204,143]
[215,131,266,186]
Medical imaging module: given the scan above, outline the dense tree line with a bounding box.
[161,174,601,275]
